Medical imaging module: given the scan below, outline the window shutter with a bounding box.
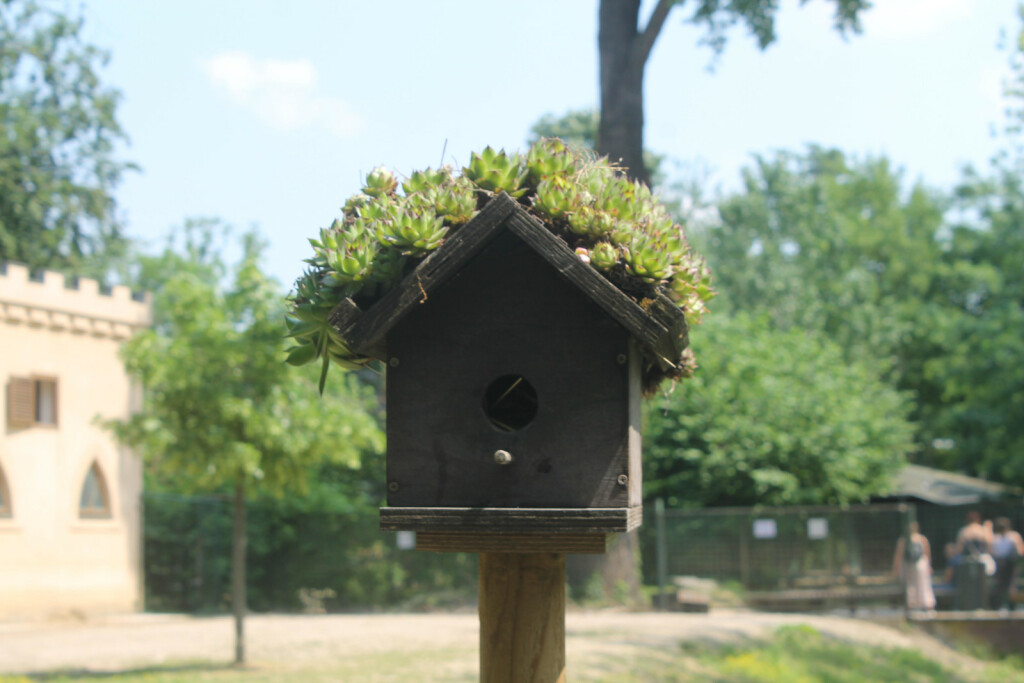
[7,377,35,426]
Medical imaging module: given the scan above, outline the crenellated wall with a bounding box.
[0,262,151,337]
[0,261,152,619]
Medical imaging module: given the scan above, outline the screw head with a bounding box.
[389,357,400,368]
[616,474,629,486]
[616,354,627,365]
[388,481,400,492]
[494,450,513,466]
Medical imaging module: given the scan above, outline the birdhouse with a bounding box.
[330,193,687,541]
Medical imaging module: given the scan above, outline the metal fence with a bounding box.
[142,493,478,613]
[638,500,1024,609]
[144,493,1024,613]
[639,503,911,592]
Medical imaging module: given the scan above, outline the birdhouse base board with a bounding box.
[379,506,641,534]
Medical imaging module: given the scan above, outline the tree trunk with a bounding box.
[232,473,247,665]
[597,0,649,185]
[590,0,676,601]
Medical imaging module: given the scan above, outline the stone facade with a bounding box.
[0,263,151,618]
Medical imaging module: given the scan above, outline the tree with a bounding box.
[596,0,868,184]
[0,0,134,278]
[934,168,1024,482]
[644,314,915,508]
[698,142,1024,486]
[109,226,384,664]
[698,148,952,462]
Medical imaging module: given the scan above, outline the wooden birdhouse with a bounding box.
[330,193,687,542]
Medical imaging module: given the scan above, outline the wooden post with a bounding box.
[479,552,566,683]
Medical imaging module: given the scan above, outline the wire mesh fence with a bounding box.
[638,503,912,591]
[143,493,1024,613]
[638,500,1024,610]
[142,493,477,613]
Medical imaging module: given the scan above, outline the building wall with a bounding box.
[0,263,151,618]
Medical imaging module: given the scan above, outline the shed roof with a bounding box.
[884,464,1021,506]
[329,193,688,369]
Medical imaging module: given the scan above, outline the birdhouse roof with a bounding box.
[330,193,687,370]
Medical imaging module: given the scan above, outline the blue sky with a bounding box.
[80,0,1018,289]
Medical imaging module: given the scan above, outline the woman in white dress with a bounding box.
[893,522,936,612]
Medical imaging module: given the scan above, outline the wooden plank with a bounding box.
[416,532,607,554]
[479,552,566,683]
[646,292,689,371]
[380,506,642,534]
[326,298,387,361]
[327,297,363,338]
[503,210,671,355]
[337,193,519,355]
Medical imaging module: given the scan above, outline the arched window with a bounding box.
[79,461,111,519]
[0,463,11,518]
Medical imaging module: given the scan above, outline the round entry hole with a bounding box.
[483,374,538,432]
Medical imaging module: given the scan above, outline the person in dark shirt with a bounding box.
[990,517,1024,610]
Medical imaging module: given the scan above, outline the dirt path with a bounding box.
[0,608,982,679]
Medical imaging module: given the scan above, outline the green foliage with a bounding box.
[288,139,714,392]
[689,0,869,56]
[0,0,133,278]
[142,486,477,613]
[644,314,914,507]
[109,225,384,496]
[696,144,1024,486]
[934,166,1024,482]
[528,108,598,150]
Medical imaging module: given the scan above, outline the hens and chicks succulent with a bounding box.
[287,138,713,392]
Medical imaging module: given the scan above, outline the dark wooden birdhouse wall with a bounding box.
[385,227,642,510]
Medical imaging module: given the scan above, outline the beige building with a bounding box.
[1,263,151,618]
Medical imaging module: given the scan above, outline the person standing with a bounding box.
[893,522,936,613]
[953,510,994,610]
[955,510,993,557]
[990,517,1024,610]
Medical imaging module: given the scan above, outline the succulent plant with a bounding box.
[408,174,477,225]
[589,242,618,271]
[363,166,398,198]
[287,138,714,393]
[375,202,447,257]
[464,146,527,197]
[526,138,576,186]
[402,167,450,195]
[285,269,370,393]
[533,176,576,220]
[621,235,674,283]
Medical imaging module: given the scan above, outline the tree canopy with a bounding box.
[0,0,133,278]
[644,314,914,508]
[109,225,384,662]
[692,142,1024,487]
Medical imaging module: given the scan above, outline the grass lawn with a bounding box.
[4,624,1022,682]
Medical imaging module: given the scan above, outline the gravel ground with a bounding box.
[0,608,981,678]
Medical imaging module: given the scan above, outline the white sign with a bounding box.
[807,518,829,540]
[753,518,777,539]
[396,530,416,550]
